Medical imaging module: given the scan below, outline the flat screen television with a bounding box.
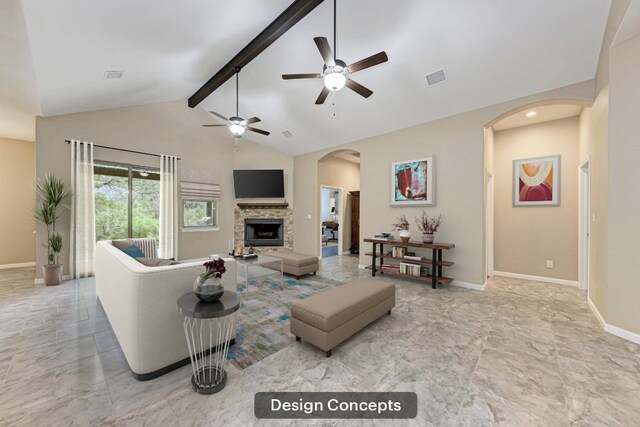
[233,169,285,198]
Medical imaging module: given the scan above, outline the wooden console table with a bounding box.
[363,238,455,289]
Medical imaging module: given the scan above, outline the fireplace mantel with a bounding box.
[237,202,289,209]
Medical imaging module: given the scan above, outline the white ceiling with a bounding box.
[5,0,611,153]
[492,104,583,131]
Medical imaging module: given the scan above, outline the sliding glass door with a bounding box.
[94,162,160,241]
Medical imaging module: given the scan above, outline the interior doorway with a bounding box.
[579,158,591,292]
[486,170,494,278]
[320,186,342,258]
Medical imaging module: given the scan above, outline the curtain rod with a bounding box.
[65,140,181,160]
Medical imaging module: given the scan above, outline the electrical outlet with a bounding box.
[307,214,312,220]
[546,260,554,269]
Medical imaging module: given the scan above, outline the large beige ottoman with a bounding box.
[290,278,395,357]
[263,250,319,279]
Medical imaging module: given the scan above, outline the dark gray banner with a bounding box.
[254,392,417,419]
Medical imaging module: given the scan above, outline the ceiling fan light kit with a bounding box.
[282,0,388,104]
[202,67,270,137]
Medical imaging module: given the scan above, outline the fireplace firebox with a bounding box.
[244,218,284,247]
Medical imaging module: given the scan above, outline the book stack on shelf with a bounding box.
[392,246,407,258]
[399,262,421,277]
[380,264,400,273]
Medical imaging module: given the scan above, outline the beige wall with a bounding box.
[0,137,35,266]
[578,93,609,319]
[294,81,594,286]
[607,32,640,334]
[493,117,579,281]
[35,101,291,278]
[483,127,495,280]
[234,139,294,205]
[317,156,361,253]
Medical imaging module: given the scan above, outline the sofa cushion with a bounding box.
[265,251,318,267]
[137,257,180,267]
[291,279,395,332]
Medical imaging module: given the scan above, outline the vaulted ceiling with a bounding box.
[3,0,611,152]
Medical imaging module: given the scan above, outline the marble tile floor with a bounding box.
[0,257,639,426]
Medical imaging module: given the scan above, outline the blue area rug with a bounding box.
[227,275,342,370]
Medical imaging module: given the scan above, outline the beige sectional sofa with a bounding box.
[95,240,237,380]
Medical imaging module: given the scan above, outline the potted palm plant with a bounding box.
[415,212,443,244]
[33,175,71,286]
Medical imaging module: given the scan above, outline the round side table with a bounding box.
[177,291,240,395]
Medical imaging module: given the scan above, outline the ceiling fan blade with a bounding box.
[315,86,330,105]
[346,51,388,73]
[208,111,229,121]
[243,117,261,125]
[202,124,228,127]
[314,37,335,66]
[282,73,322,80]
[246,126,270,136]
[345,79,373,98]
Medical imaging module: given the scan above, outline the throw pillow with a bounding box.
[112,239,134,251]
[121,244,146,259]
[136,257,180,267]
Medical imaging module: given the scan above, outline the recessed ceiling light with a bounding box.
[526,111,537,117]
[104,70,125,79]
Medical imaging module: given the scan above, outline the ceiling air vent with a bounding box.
[283,130,294,138]
[104,70,125,79]
[426,69,446,87]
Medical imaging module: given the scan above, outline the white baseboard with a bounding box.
[588,296,640,345]
[34,275,71,285]
[493,271,578,287]
[341,251,352,255]
[587,297,606,328]
[452,280,486,291]
[605,323,640,345]
[0,262,35,270]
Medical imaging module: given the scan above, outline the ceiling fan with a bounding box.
[203,67,270,137]
[282,0,388,104]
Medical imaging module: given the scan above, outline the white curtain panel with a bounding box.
[70,140,96,278]
[160,155,179,259]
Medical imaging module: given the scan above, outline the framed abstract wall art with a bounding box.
[391,156,434,206]
[513,155,560,206]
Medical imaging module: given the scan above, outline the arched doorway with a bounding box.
[316,150,361,259]
[483,99,592,288]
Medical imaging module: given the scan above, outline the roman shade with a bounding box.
[180,169,221,201]
[180,181,221,201]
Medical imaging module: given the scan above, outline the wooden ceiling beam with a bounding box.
[188,0,324,108]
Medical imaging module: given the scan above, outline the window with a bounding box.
[182,199,217,230]
[94,162,160,241]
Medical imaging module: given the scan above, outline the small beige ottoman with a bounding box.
[290,278,395,357]
[263,250,319,279]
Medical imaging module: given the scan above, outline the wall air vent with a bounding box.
[104,70,125,79]
[283,130,294,138]
[426,69,446,86]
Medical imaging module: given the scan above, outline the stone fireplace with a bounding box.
[234,204,293,252]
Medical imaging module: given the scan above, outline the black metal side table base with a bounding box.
[191,367,227,395]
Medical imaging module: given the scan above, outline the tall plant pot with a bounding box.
[422,233,435,244]
[43,264,63,286]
